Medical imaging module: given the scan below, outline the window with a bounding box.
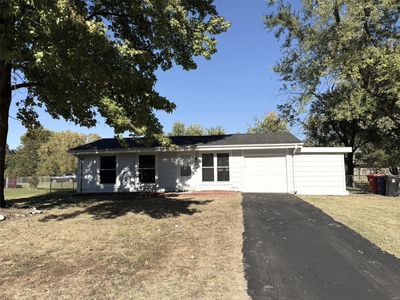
[201,153,230,182]
[100,156,116,184]
[202,154,214,182]
[217,153,230,181]
[139,155,156,183]
[180,156,192,177]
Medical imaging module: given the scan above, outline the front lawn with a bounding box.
[302,194,400,258]
[5,186,75,200]
[0,192,248,299]
[5,187,52,200]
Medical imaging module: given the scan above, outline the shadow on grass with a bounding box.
[6,192,212,221]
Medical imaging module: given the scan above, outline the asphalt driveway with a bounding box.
[242,193,400,300]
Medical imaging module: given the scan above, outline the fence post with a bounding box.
[49,177,52,196]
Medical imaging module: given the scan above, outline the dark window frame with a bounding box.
[202,153,214,182]
[99,156,117,184]
[180,155,192,177]
[217,153,230,182]
[201,153,230,182]
[138,155,156,183]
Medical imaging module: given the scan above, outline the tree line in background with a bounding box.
[169,112,288,136]
[5,126,99,177]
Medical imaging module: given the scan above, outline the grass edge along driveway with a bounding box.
[302,194,400,258]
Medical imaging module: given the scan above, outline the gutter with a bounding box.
[68,143,305,156]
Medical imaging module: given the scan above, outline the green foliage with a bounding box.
[266,0,400,140]
[5,129,100,176]
[4,145,16,177]
[266,0,400,173]
[169,122,225,136]
[7,126,51,176]
[206,126,226,135]
[37,131,100,176]
[171,122,186,136]
[1,0,230,138]
[247,112,288,133]
[185,124,206,136]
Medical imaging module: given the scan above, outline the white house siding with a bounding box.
[157,152,179,191]
[116,154,136,192]
[77,149,348,195]
[293,153,348,195]
[80,155,100,193]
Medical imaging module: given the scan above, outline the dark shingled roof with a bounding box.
[69,132,302,152]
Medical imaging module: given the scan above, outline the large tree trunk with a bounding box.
[0,60,11,208]
[345,151,355,187]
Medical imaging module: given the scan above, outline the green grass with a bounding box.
[5,188,51,200]
[302,194,400,258]
[5,187,75,200]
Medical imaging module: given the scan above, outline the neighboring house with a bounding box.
[68,132,351,195]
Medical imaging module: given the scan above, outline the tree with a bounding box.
[303,87,381,180]
[0,1,229,207]
[185,124,206,136]
[37,131,100,176]
[266,0,400,177]
[170,122,186,136]
[8,126,51,177]
[247,112,288,133]
[4,144,16,177]
[169,122,225,136]
[206,126,226,135]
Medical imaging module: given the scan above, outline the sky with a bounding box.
[8,0,299,149]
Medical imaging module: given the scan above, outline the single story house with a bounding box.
[68,132,351,195]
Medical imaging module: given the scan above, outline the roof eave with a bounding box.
[68,142,304,155]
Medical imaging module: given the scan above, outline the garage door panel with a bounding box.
[243,155,287,193]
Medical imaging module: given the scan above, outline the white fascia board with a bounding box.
[299,147,352,154]
[68,146,195,156]
[69,143,305,155]
[195,143,304,151]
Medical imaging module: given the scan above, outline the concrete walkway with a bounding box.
[242,193,400,300]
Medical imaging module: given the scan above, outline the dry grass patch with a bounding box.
[0,193,248,300]
[302,194,400,258]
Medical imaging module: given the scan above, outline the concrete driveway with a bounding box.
[242,193,400,300]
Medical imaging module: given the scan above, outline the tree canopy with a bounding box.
[6,126,51,177]
[247,112,288,133]
[6,128,100,177]
[0,0,229,207]
[37,131,100,176]
[266,0,400,175]
[169,122,226,136]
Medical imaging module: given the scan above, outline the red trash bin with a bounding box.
[367,174,385,194]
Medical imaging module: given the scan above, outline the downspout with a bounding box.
[79,156,83,193]
[292,144,300,194]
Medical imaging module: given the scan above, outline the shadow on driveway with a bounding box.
[242,193,400,300]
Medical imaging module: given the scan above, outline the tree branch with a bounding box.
[11,82,38,91]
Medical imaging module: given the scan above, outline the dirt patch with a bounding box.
[0,192,248,299]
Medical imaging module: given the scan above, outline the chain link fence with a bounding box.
[5,176,77,194]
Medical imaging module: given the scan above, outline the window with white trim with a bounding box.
[100,156,116,184]
[139,155,156,183]
[201,153,230,182]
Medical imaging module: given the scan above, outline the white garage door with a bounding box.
[243,155,288,193]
